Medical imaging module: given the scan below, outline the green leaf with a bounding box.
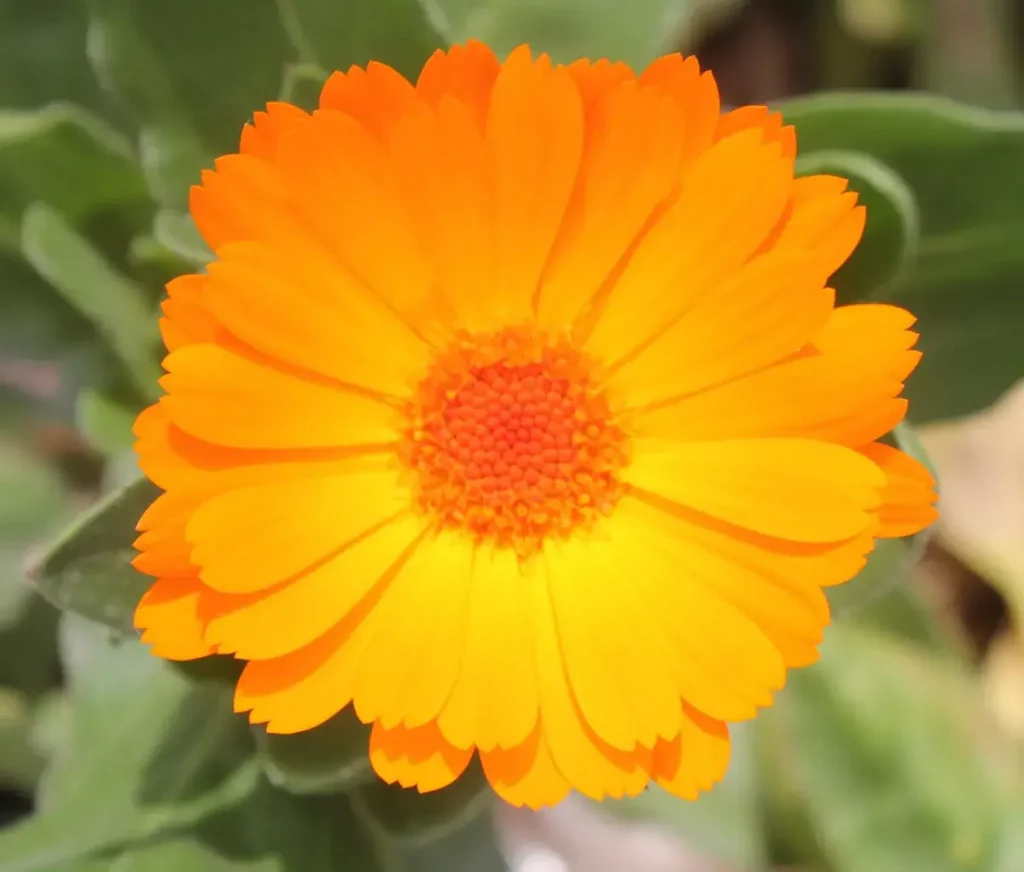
[280,63,330,112]
[29,691,73,767]
[795,149,919,303]
[277,0,445,80]
[352,760,490,847]
[150,781,387,872]
[21,202,162,400]
[75,389,136,456]
[101,452,143,496]
[0,443,66,697]
[781,92,1024,423]
[31,477,157,635]
[0,616,256,871]
[0,688,48,791]
[0,105,147,236]
[255,707,373,795]
[828,536,957,653]
[0,245,108,426]
[9,615,241,840]
[992,797,1024,872]
[431,0,695,67]
[0,617,393,872]
[602,722,766,869]
[136,122,210,212]
[0,594,62,701]
[779,623,1002,872]
[0,444,66,559]
[0,0,118,118]
[86,0,294,203]
[152,209,212,266]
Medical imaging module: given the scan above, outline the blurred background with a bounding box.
[2,0,1024,870]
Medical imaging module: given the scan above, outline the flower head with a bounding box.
[133,41,938,808]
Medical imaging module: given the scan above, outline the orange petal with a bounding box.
[239,102,309,161]
[860,442,939,537]
[814,303,918,358]
[639,54,720,167]
[485,47,584,330]
[160,274,220,352]
[274,110,448,343]
[535,78,684,331]
[390,93,495,331]
[566,58,635,113]
[584,127,792,365]
[134,403,194,491]
[652,705,731,799]
[822,398,910,448]
[609,251,834,408]
[480,725,572,809]
[624,438,885,543]
[203,240,430,397]
[133,522,195,577]
[160,344,400,450]
[189,154,300,253]
[369,720,473,793]
[136,490,190,533]
[417,40,501,129]
[626,302,919,444]
[766,174,866,281]
[134,577,215,661]
[319,62,418,143]
[716,105,796,159]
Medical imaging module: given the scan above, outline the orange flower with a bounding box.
[133,41,938,809]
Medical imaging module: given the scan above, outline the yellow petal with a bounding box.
[203,514,425,658]
[608,250,833,408]
[134,577,215,661]
[526,569,650,800]
[480,727,572,809]
[369,720,473,793]
[352,529,475,730]
[860,442,939,538]
[624,438,885,542]
[437,548,540,751]
[160,344,401,450]
[652,706,731,799]
[543,535,681,751]
[186,456,412,593]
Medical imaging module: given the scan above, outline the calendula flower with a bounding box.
[133,40,938,809]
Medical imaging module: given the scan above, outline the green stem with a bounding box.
[371,805,512,872]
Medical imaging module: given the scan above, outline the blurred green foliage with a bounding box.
[1,0,1023,870]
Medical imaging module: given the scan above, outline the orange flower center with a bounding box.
[402,327,629,556]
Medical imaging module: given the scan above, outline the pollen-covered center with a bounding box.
[402,328,628,555]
